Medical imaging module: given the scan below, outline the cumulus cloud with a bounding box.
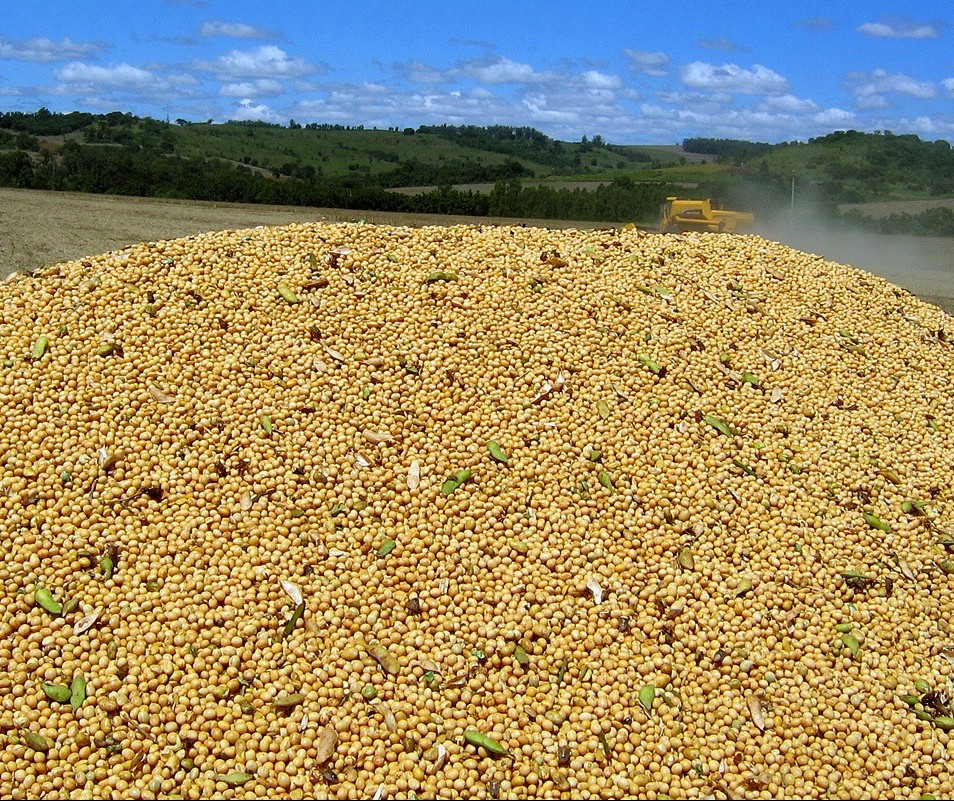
[943,78,954,96]
[680,62,789,95]
[624,49,670,77]
[846,69,937,109]
[196,46,317,80]
[53,62,192,92]
[395,59,450,85]
[0,36,105,63]
[811,107,857,128]
[459,57,553,85]
[577,70,623,90]
[201,20,278,39]
[858,16,941,39]
[761,94,820,113]
[219,78,284,97]
[230,98,281,122]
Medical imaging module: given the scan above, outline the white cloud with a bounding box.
[197,46,317,80]
[858,17,941,39]
[396,59,450,85]
[220,78,284,97]
[811,108,857,128]
[231,99,281,123]
[0,36,105,63]
[846,69,937,109]
[680,62,789,95]
[578,70,623,90]
[460,57,553,85]
[53,62,190,92]
[201,20,276,39]
[624,49,669,77]
[942,78,954,96]
[761,94,820,113]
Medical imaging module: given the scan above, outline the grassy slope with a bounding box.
[171,125,666,181]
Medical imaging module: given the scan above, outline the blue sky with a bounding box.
[0,0,952,144]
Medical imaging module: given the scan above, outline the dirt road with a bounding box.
[2,187,951,315]
[0,188,596,277]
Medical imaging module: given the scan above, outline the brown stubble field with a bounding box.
[1,187,952,315]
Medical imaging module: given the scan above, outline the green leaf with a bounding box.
[863,512,892,533]
[30,335,49,361]
[463,729,510,757]
[70,673,87,711]
[732,459,758,477]
[277,283,300,304]
[424,270,458,283]
[216,773,252,787]
[901,499,928,516]
[487,441,509,464]
[597,470,615,493]
[42,683,72,704]
[34,587,62,616]
[636,353,664,375]
[23,732,52,752]
[377,538,396,558]
[639,684,656,714]
[441,468,473,496]
[703,414,738,437]
[841,632,861,658]
[834,623,853,634]
[282,601,306,640]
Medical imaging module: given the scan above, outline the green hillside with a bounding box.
[1,109,953,233]
[753,130,954,203]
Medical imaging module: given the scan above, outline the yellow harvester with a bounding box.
[660,196,754,234]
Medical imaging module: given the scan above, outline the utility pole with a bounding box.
[790,174,795,231]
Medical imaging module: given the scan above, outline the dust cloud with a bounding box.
[753,205,954,316]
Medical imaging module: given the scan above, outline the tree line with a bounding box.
[0,138,671,223]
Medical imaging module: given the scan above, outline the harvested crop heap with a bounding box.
[0,222,952,800]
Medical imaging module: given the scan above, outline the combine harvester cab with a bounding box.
[660,196,755,234]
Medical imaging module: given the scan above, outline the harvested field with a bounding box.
[0,217,952,800]
[2,188,952,316]
[840,198,954,219]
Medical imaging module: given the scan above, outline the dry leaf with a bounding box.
[760,349,782,371]
[73,607,102,635]
[354,451,371,468]
[147,383,176,403]
[362,429,394,445]
[747,695,767,731]
[240,491,254,511]
[322,343,345,363]
[586,575,605,605]
[367,642,400,675]
[316,726,338,764]
[770,387,783,404]
[280,579,304,607]
[407,459,421,490]
[378,701,398,733]
[530,380,554,405]
[415,656,441,674]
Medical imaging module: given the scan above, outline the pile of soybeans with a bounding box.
[0,221,952,801]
